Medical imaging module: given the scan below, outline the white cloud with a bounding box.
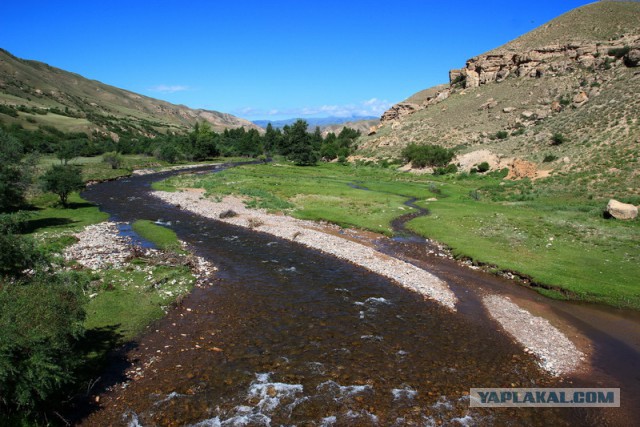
[236,98,392,119]
[149,85,190,93]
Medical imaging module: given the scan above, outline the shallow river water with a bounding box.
[78,164,638,426]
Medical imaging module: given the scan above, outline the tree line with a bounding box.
[0,119,361,166]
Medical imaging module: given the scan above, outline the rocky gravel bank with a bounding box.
[154,191,459,310]
[483,295,585,376]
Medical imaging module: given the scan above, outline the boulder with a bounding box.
[606,199,638,220]
[572,91,589,108]
[462,69,480,88]
[625,49,640,67]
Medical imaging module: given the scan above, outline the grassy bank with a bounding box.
[157,161,640,310]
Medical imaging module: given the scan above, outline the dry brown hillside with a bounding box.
[358,2,640,197]
[0,48,261,137]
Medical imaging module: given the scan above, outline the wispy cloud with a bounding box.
[236,98,392,119]
[148,84,190,94]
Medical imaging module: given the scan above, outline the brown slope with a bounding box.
[0,48,261,136]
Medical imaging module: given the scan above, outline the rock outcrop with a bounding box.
[449,37,640,89]
[606,199,638,220]
[379,88,451,124]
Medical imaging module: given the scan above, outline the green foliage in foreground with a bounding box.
[132,220,183,252]
[160,162,640,310]
[0,273,87,414]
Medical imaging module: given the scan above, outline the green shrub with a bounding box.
[495,130,508,140]
[607,46,630,59]
[551,133,567,146]
[543,154,558,163]
[433,163,458,176]
[102,151,124,169]
[402,143,455,168]
[428,183,441,195]
[476,162,490,173]
[0,273,87,416]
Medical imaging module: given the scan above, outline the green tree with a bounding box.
[0,129,28,212]
[40,165,85,206]
[102,151,124,169]
[55,139,82,165]
[263,123,282,156]
[286,120,318,166]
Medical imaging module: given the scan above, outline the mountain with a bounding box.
[253,116,378,130]
[359,1,640,197]
[0,48,261,138]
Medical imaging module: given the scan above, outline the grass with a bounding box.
[132,219,184,252]
[84,263,195,341]
[158,161,640,310]
[23,192,108,235]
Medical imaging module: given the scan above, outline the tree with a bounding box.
[55,139,81,165]
[0,129,28,212]
[40,165,85,207]
[102,151,124,169]
[286,119,318,166]
[263,123,282,156]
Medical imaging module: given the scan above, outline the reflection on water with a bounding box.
[81,166,579,426]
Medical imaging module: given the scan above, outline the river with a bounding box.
[78,163,639,426]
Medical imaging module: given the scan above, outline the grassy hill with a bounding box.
[359,1,640,200]
[0,48,260,137]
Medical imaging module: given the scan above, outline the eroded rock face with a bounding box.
[606,199,638,220]
[379,87,451,124]
[449,38,640,88]
[380,102,420,122]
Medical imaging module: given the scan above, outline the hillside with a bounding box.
[359,1,640,199]
[0,48,260,138]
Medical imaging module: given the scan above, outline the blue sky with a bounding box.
[1,1,593,120]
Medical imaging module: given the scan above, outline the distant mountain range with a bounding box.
[252,116,378,130]
[0,48,261,138]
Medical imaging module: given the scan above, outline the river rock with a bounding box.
[606,199,638,220]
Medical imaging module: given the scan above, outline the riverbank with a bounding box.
[154,189,585,376]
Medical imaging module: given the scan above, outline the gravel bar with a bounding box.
[153,191,458,310]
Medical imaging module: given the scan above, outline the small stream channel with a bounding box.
[77,164,638,426]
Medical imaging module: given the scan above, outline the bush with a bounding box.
[476,162,490,173]
[495,130,508,140]
[0,273,86,415]
[402,143,455,169]
[433,163,458,176]
[608,46,630,59]
[543,154,558,163]
[102,151,124,169]
[428,183,441,195]
[550,133,567,146]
